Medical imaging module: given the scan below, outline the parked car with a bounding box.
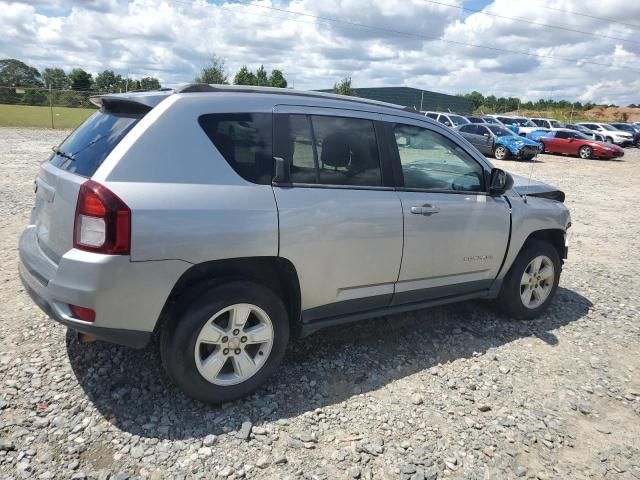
[465,115,487,124]
[19,85,571,403]
[539,129,624,159]
[481,116,502,125]
[564,123,606,142]
[423,111,470,128]
[530,118,563,130]
[608,123,640,146]
[576,122,634,146]
[483,115,540,136]
[456,123,542,160]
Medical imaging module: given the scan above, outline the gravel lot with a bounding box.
[1,127,639,480]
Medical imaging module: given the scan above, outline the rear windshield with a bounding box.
[50,111,142,177]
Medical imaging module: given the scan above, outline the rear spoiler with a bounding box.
[90,92,171,114]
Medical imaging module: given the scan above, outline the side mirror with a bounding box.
[272,156,290,184]
[489,168,513,196]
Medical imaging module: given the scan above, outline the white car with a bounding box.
[530,118,563,130]
[576,122,633,146]
[485,115,544,136]
[423,111,470,128]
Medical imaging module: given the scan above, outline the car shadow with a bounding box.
[67,286,591,440]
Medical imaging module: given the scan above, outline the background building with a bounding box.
[318,86,472,113]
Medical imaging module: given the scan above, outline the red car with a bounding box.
[539,129,624,159]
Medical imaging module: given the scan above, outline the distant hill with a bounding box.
[501,106,640,123]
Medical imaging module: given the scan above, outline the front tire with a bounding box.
[494,145,509,160]
[497,240,561,319]
[160,281,289,403]
[578,145,592,159]
[605,137,613,143]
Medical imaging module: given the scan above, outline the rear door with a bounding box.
[32,110,144,261]
[272,106,403,321]
[382,116,510,304]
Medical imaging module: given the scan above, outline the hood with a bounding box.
[496,135,539,147]
[509,174,565,202]
[591,140,624,151]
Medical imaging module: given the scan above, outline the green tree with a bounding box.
[233,65,257,86]
[140,77,161,90]
[195,55,228,84]
[68,68,93,91]
[333,77,355,96]
[94,70,123,92]
[42,68,70,89]
[268,69,287,88]
[255,65,269,86]
[0,59,42,86]
[463,91,484,110]
[21,88,48,106]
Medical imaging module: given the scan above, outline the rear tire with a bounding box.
[160,281,289,403]
[605,137,613,143]
[497,240,561,319]
[494,145,509,160]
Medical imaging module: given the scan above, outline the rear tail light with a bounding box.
[74,180,131,255]
[69,304,96,322]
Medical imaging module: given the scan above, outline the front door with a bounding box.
[272,107,403,321]
[384,119,510,304]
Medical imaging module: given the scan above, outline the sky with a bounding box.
[1,0,639,104]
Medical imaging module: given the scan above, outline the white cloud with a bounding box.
[0,0,638,104]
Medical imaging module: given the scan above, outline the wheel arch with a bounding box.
[522,229,566,262]
[156,256,302,337]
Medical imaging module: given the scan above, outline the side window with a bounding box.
[198,113,272,185]
[458,124,474,133]
[437,115,451,126]
[426,112,438,119]
[283,114,382,187]
[555,131,570,139]
[393,124,484,192]
[532,119,542,126]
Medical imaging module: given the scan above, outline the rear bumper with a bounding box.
[18,226,190,348]
[19,267,151,348]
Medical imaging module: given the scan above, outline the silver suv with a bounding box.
[19,85,571,403]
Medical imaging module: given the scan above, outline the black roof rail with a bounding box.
[173,83,426,117]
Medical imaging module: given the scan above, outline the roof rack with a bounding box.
[173,83,423,116]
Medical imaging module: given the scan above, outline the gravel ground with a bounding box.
[1,127,639,480]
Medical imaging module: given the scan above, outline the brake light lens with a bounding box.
[74,180,131,254]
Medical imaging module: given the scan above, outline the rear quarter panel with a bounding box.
[93,94,279,263]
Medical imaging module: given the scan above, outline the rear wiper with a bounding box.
[51,147,75,162]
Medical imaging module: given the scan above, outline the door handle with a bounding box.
[410,204,439,215]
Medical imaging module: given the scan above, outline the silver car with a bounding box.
[19,85,571,403]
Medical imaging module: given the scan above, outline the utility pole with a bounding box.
[570,102,575,123]
[48,84,54,129]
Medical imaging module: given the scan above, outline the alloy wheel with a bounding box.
[194,303,274,386]
[520,255,555,309]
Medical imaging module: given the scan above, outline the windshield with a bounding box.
[449,115,470,126]
[483,117,500,124]
[50,111,142,177]
[487,125,515,137]
[601,124,617,131]
[550,120,562,128]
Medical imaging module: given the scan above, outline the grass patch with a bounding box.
[0,104,96,129]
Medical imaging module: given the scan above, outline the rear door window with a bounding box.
[198,113,273,185]
[278,114,382,187]
[50,111,142,177]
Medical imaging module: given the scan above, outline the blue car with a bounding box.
[456,123,542,160]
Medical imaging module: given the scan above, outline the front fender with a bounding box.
[499,194,571,281]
